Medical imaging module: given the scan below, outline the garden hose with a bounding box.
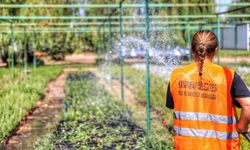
[242,132,250,143]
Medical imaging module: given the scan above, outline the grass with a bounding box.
[33,134,54,150]
[242,73,250,87]
[1,64,248,149]
[219,49,250,57]
[112,64,250,150]
[235,68,250,149]
[112,65,174,146]
[35,71,171,149]
[233,70,250,149]
[0,66,62,142]
[112,65,171,120]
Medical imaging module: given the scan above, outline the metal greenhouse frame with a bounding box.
[1,1,250,136]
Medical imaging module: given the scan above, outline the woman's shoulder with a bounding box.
[172,63,195,72]
[170,63,195,77]
[208,62,235,74]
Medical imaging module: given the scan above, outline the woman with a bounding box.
[166,30,250,150]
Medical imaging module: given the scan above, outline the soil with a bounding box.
[216,57,250,63]
[54,115,145,149]
[1,53,98,150]
[43,53,97,65]
[51,72,145,150]
[3,68,78,150]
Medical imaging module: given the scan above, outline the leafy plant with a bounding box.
[0,66,62,142]
[112,64,250,149]
[36,72,170,149]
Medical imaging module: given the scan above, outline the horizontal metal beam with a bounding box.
[0,15,211,20]
[0,3,249,8]
[1,20,249,27]
[0,25,235,33]
[0,14,250,20]
[0,29,205,33]
[10,25,237,30]
[216,6,250,15]
[0,21,208,26]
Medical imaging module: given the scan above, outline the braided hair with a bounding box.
[191,30,218,80]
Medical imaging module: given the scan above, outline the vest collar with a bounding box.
[193,59,213,66]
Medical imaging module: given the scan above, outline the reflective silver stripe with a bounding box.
[174,111,237,124]
[174,127,239,140]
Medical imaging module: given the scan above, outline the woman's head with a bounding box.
[191,30,218,60]
[191,30,218,79]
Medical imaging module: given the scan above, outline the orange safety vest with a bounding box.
[170,60,240,150]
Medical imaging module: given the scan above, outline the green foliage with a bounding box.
[112,65,174,140]
[151,0,216,46]
[227,0,250,22]
[136,136,173,150]
[95,58,106,65]
[0,0,217,58]
[240,72,250,90]
[48,72,145,149]
[112,65,169,111]
[33,134,54,150]
[48,33,71,60]
[0,66,62,142]
[35,72,170,149]
[219,49,250,57]
[112,65,250,149]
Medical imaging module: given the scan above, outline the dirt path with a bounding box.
[43,53,97,65]
[3,68,78,150]
[218,57,250,63]
[100,77,173,140]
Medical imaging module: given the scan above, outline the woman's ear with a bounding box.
[209,47,219,60]
[212,47,219,56]
[215,47,219,52]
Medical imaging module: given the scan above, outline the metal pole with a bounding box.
[144,0,151,136]
[234,24,238,63]
[102,23,106,53]
[97,28,101,69]
[1,33,6,75]
[119,2,124,102]
[216,15,221,65]
[109,15,113,86]
[187,22,191,61]
[154,31,158,48]
[187,22,191,48]
[153,24,159,48]
[1,33,4,63]
[23,27,27,76]
[33,29,37,68]
[0,33,5,77]
[10,22,15,78]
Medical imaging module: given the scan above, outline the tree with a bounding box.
[227,0,250,22]
[151,0,216,46]
[0,0,217,62]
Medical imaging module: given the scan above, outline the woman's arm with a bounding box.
[235,97,250,132]
[166,84,174,109]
